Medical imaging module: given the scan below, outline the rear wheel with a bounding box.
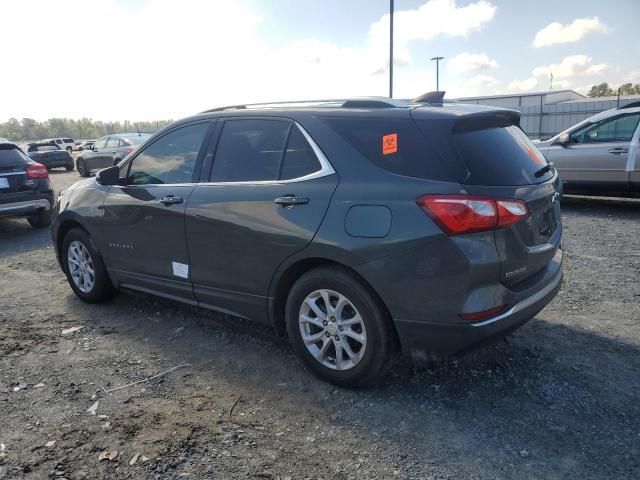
[285,266,394,387]
[27,209,52,228]
[62,228,116,303]
[77,158,89,177]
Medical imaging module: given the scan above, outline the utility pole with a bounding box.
[431,56,444,91]
[389,0,394,98]
[549,72,554,90]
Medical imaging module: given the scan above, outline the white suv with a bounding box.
[44,138,75,153]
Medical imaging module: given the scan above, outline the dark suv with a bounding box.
[52,97,563,386]
[1,142,54,228]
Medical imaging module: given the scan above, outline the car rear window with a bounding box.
[127,135,149,145]
[321,117,454,181]
[0,145,31,166]
[452,125,553,186]
[28,144,60,152]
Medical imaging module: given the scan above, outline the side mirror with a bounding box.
[92,144,98,151]
[557,133,570,146]
[95,166,121,186]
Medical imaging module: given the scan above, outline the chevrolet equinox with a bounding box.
[52,96,563,387]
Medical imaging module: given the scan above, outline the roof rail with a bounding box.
[618,100,640,110]
[202,97,403,113]
[412,91,446,104]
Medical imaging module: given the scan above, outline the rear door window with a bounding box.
[452,125,551,186]
[210,119,290,182]
[321,117,454,181]
[106,137,120,148]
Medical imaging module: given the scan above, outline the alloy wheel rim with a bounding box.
[298,289,367,371]
[67,240,95,293]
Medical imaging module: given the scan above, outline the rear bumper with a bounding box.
[42,158,73,168]
[0,197,52,217]
[394,248,563,358]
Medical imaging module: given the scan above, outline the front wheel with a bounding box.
[285,266,394,387]
[62,228,116,303]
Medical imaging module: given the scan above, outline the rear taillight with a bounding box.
[26,163,48,179]
[417,195,528,236]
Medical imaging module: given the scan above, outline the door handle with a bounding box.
[274,195,309,207]
[608,147,629,155]
[160,195,183,205]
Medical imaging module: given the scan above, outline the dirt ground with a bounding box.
[1,169,639,480]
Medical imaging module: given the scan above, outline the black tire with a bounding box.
[77,158,89,177]
[27,209,52,228]
[61,228,116,303]
[65,164,74,171]
[285,266,394,387]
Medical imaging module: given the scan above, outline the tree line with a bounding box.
[0,117,173,142]
[587,82,640,98]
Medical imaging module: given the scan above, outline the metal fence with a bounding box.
[519,97,640,140]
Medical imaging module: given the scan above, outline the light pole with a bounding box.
[389,0,394,98]
[431,56,444,91]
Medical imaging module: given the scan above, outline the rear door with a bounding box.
[546,113,640,192]
[417,112,562,286]
[99,122,213,302]
[185,118,338,321]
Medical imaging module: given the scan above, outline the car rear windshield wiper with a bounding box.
[534,162,554,178]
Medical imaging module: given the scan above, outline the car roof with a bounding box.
[169,97,516,128]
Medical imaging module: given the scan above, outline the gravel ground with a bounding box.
[1,170,639,480]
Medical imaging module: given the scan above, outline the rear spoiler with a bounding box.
[451,110,521,134]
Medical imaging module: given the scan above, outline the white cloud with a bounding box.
[507,78,538,92]
[532,55,607,79]
[533,17,607,47]
[368,0,496,66]
[0,0,496,121]
[447,53,498,73]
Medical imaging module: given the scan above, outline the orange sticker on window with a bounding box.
[382,133,398,155]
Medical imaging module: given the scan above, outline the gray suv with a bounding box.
[535,103,640,196]
[52,98,563,387]
[76,133,150,177]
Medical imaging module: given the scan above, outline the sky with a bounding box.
[0,0,638,122]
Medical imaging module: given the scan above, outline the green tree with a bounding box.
[587,82,613,97]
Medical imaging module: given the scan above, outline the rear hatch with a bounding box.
[28,147,69,165]
[413,107,562,286]
[0,144,35,197]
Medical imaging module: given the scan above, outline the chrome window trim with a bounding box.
[114,121,335,189]
[199,121,335,186]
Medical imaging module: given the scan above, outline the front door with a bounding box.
[548,112,640,192]
[185,118,338,322]
[99,122,212,302]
